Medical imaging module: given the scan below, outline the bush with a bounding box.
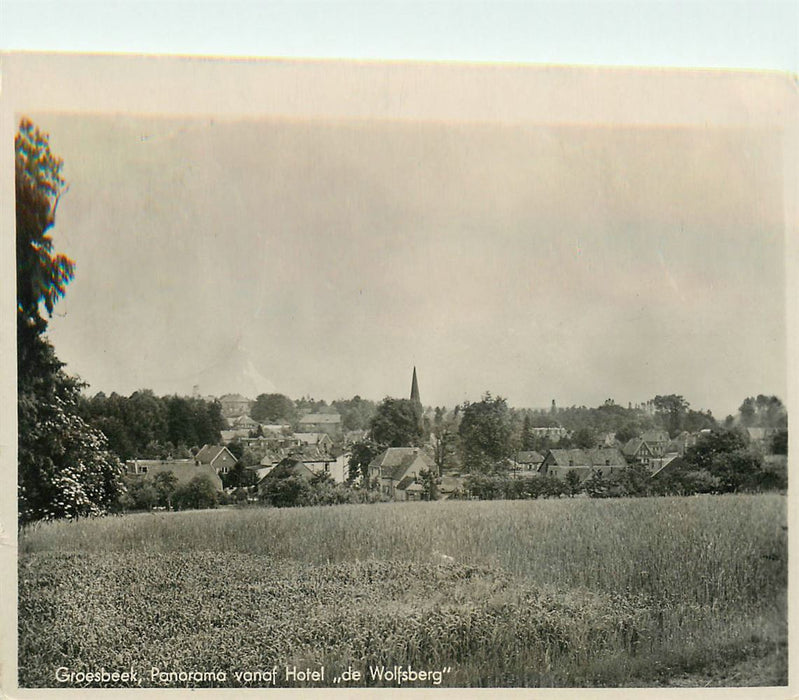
[259,474,311,508]
[117,475,158,512]
[173,476,219,510]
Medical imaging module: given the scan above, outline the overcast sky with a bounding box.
[31,112,785,418]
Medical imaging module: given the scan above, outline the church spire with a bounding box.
[410,366,421,407]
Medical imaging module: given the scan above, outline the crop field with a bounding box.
[18,494,787,688]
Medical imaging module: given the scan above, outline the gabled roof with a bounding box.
[369,447,434,481]
[589,447,627,467]
[641,429,670,444]
[195,444,237,466]
[294,445,332,463]
[299,413,341,424]
[260,449,285,466]
[650,454,688,478]
[262,458,315,480]
[623,438,646,456]
[232,414,259,427]
[248,465,274,481]
[517,451,544,464]
[294,432,331,445]
[544,449,591,467]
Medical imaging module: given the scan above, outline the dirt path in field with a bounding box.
[659,646,787,688]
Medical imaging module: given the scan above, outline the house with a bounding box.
[231,414,260,431]
[298,412,342,435]
[641,429,671,457]
[344,429,368,445]
[528,426,569,442]
[294,432,334,453]
[330,452,349,484]
[194,444,238,475]
[218,393,254,419]
[368,447,436,501]
[256,457,315,497]
[261,423,293,436]
[125,459,224,491]
[513,451,544,474]
[650,454,689,479]
[597,432,619,447]
[247,465,274,482]
[622,438,655,465]
[539,447,627,481]
[259,449,286,468]
[292,445,337,478]
[664,431,697,456]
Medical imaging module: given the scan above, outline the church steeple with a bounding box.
[410,366,421,407]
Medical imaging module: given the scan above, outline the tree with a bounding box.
[615,423,640,444]
[458,393,513,474]
[584,470,613,498]
[251,393,296,424]
[710,451,762,492]
[572,427,597,449]
[520,414,535,450]
[222,461,258,489]
[258,467,311,508]
[683,408,717,433]
[369,397,424,448]
[431,407,459,474]
[153,471,178,509]
[332,395,377,431]
[226,439,245,462]
[683,429,748,472]
[738,395,787,429]
[418,467,440,501]
[771,429,788,456]
[652,394,689,437]
[347,440,377,484]
[564,470,582,496]
[17,119,124,525]
[432,426,458,474]
[119,475,158,512]
[173,476,219,510]
[16,119,74,333]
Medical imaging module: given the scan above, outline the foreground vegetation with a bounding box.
[19,494,787,688]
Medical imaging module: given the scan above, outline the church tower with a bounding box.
[410,366,421,407]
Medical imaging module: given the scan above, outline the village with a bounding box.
[120,369,787,506]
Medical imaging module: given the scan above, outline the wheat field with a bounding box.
[18,494,787,688]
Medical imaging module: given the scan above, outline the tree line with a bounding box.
[461,427,786,500]
[77,391,225,460]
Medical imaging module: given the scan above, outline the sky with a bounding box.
[31,113,787,418]
[4,1,795,419]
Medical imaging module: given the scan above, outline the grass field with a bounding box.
[18,494,787,688]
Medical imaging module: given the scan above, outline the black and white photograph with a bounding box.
[1,4,796,697]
